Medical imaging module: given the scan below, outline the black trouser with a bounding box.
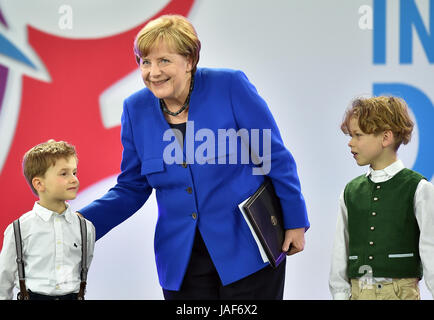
[22,290,79,300]
[163,230,286,300]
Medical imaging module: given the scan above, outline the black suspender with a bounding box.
[12,215,88,300]
[13,219,29,300]
[77,215,88,300]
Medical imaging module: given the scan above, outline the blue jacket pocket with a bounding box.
[141,158,165,175]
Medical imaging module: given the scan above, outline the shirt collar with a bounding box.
[33,202,74,223]
[366,159,405,179]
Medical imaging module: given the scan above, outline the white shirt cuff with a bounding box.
[332,291,350,300]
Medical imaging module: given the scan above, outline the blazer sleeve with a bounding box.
[229,70,309,230]
[80,99,153,240]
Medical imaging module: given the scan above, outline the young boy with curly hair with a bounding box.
[329,96,434,300]
[0,139,95,300]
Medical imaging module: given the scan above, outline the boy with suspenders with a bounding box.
[0,140,95,300]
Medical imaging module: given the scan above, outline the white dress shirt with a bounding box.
[329,160,434,299]
[0,202,95,300]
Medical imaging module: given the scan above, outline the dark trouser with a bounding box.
[163,230,286,300]
[23,290,79,300]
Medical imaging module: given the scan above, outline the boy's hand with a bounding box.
[282,227,305,256]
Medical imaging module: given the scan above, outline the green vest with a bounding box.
[344,168,424,279]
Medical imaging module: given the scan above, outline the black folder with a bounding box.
[242,179,286,268]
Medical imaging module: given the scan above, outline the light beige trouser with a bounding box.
[350,278,420,300]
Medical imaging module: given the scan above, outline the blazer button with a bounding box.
[376,185,381,189]
[192,212,197,220]
[368,255,374,260]
[370,226,375,231]
[369,241,374,246]
[186,187,193,194]
[373,197,378,201]
[372,212,377,216]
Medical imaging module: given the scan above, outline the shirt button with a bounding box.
[192,212,197,220]
[186,187,193,194]
[56,265,61,270]
[181,162,188,168]
[370,226,375,231]
[55,285,60,290]
[372,212,377,216]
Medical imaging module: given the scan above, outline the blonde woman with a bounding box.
[79,15,309,300]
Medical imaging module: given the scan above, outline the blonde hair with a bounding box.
[134,15,201,73]
[341,96,414,150]
[23,139,77,195]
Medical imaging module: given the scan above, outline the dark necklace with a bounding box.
[160,75,194,116]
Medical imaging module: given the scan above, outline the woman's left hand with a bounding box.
[282,227,305,256]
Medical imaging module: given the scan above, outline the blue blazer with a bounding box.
[80,68,309,290]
